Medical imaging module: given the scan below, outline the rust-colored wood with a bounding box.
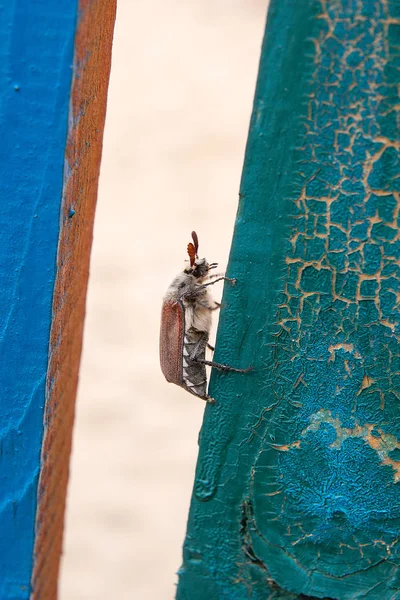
[31,1,116,598]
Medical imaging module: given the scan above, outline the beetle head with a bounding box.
[185,231,217,280]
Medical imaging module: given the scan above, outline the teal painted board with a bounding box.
[0,1,77,597]
[177,1,400,599]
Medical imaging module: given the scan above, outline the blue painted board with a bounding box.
[0,1,77,596]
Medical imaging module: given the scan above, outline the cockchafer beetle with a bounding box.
[159,231,250,403]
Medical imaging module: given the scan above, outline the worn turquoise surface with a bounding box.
[177,1,400,599]
[0,1,77,596]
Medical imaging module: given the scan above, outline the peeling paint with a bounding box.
[328,343,354,362]
[276,409,400,482]
[249,1,400,596]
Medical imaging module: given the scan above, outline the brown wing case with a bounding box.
[160,299,184,385]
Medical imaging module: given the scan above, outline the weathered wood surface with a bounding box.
[0,1,115,598]
[177,1,400,599]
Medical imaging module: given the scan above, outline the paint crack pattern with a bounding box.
[249,1,400,598]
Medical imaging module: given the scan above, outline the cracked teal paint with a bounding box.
[0,1,77,597]
[177,1,400,599]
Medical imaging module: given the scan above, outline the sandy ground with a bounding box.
[59,2,268,599]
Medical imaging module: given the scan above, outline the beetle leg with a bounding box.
[207,343,215,352]
[198,392,216,404]
[197,393,216,404]
[196,358,252,373]
[185,382,216,404]
[196,299,220,311]
[202,277,236,287]
[181,286,221,303]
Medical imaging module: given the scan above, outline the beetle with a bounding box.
[160,231,250,403]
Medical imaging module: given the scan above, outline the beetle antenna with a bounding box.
[191,231,199,255]
[187,242,196,267]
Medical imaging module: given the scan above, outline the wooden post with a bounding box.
[0,1,116,598]
[177,1,400,599]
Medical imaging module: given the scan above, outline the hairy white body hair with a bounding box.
[164,270,214,334]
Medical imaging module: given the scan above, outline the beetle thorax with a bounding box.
[164,272,195,301]
[164,268,213,335]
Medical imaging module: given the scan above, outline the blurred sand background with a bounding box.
[59,2,267,599]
